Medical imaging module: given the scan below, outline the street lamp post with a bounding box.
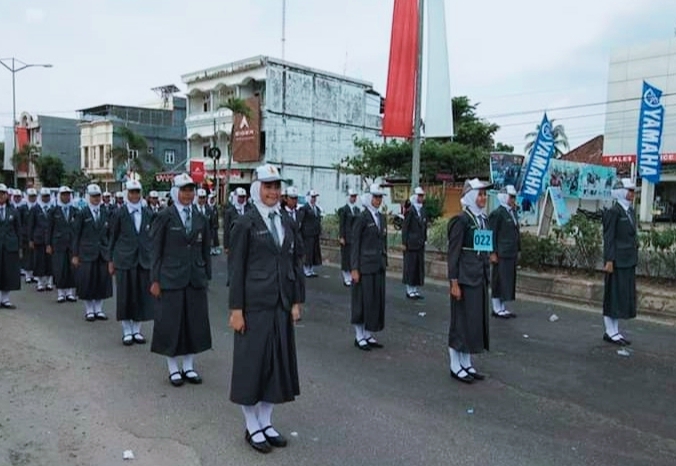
[0,58,52,187]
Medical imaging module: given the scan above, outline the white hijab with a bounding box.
[497,192,511,210]
[125,190,144,211]
[611,187,632,211]
[250,180,280,217]
[460,189,486,218]
[410,194,423,213]
[56,194,72,209]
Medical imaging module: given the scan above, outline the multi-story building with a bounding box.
[603,38,676,222]
[78,87,187,191]
[4,113,81,187]
[181,55,383,212]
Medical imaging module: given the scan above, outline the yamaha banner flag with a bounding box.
[519,113,556,202]
[637,81,665,184]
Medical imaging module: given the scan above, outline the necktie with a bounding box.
[63,207,69,218]
[0,207,4,221]
[183,207,192,233]
[93,208,99,222]
[268,211,281,246]
[627,207,635,226]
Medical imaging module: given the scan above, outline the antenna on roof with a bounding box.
[281,0,287,59]
[152,84,180,109]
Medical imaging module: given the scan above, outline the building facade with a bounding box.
[79,93,187,191]
[181,55,383,212]
[603,38,676,222]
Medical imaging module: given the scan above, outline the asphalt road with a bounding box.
[1,256,675,466]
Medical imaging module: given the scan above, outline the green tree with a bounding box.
[142,168,171,192]
[35,155,65,187]
[337,96,508,185]
[64,170,94,192]
[493,142,514,153]
[524,119,569,158]
[110,127,161,182]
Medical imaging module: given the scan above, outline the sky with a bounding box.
[1,0,676,154]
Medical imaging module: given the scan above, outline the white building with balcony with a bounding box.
[181,55,383,212]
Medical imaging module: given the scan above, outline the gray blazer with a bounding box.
[0,204,20,252]
[72,206,110,262]
[150,205,212,290]
[338,203,360,244]
[603,203,638,268]
[488,206,520,259]
[228,208,305,312]
[350,209,388,274]
[447,211,490,287]
[298,203,322,237]
[108,206,153,270]
[47,205,77,252]
[402,206,428,251]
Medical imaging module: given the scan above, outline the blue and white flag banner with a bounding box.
[520,113,556,202]
[637,80,665,184]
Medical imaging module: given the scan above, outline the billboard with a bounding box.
[232,95,261,163]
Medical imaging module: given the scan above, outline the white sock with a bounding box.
[84,300,94,315]
[132,321,141,334]
[303,266,311,275]
[182,354,195,372]
[449,347,462,374]
[257,401,279,436]
[57,289,66,298]
[342,270,351,283]
[121,320,133,336]
[242,405,265,442]
[48,276,53,286]
[166,357,181,379]
[492,298,503,313]
[406,285,415,295]
[94,300,104,314]
[0,291,9,303]
[604,316,620,339]
[26,271,33,280]
[363,329,373,340]
[460,352,473,370]
[354,325,365,342]
[69,288,76,297]
[37,277,45,287]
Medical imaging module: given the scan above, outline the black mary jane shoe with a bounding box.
[169,371,184,387]
[181,370,203,385]
[0,302,16,309]
[354,338,371,351]
[245,429,272,453]
[603,333,628,346]
[132,333,146,344]
[262,426,288,448]
[85,313,96,322]
[450,369,474,384]
[95,313,108,321]
[122,334,134,346]
[406,293,417,300]
[461,366,485,380]
[366,338,384,349]
[491,311,511,319]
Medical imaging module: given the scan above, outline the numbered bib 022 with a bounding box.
[473,229,493,252]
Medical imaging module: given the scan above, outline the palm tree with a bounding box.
[524,119,569,158]
[217,97,252,202]
[110,127,161,183]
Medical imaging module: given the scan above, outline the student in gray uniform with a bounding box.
[447,178,492,384]
[402,187,428,299]
[108,180,154,346]
[350,183,388,350]
[281,187,300,224]
[19,188,38,284]
[298,189,322,277]
[602,178,638,346]
[47,186,77,303]
[488,185,520,318]
[338,189,360,287]
[29,188,54,292]
[150,174,212,387]
[229,164,303,454]
[0,184,21,309]
[72,184,112,321]
[223,187,250,254]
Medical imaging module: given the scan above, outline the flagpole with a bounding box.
[410,0,424,191]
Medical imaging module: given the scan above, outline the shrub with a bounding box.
[426,217,449,252]
[321,213,339,240]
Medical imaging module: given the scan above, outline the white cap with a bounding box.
[235,187,247,196]
[173,173,195,188]
[461,178,492,197]
[126,180,142,191]
[503,185,518,196]
[285,186,299,197]
[40,188,51,196]
[348,189,358,196]
[368,183,386,196]
[255,164,282,182]
[307,189,319,197]
[115,191,124,198]
[0,184,7,193]
[413,187,425,195]
[26,188,38,196]
[149,190,159,198]
[197,188,207,197]
[58,186,73,194]
[87,184,102,195]
[103,191,111,197]
[614,178,636,190]
[11,188,21,196]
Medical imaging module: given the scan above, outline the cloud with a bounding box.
[25,7,46,25]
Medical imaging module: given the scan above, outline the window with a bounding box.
[164,149,176,165]
[83,147,89,168]
[99,145,105,168]
[147,146,154,155]
[203,94,210,113]
[129,149,139,159]
[203,145,210,158]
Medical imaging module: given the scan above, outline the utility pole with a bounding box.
[0,58,52,187]
[410,0,425,191]
[281,0,287,59]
